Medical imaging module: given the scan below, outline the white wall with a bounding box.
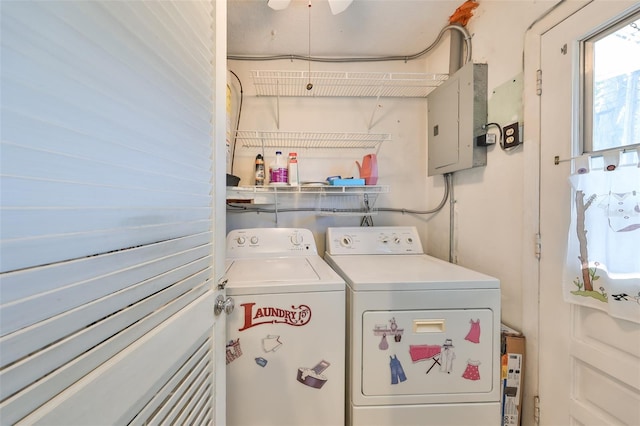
[427,0,558,332]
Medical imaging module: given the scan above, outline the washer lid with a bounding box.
[224,256,345,295]
[324,253,499,291]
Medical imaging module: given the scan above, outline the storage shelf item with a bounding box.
[251,71,449,98]
[227,184,389,197]
[235,131,391,150]
[226,185,386,218]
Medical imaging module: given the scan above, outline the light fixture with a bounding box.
[266,0,291,11]
[267,0,353,15]
[327,0,352,15]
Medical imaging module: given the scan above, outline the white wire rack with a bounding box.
[251,71,449,98]
[235,130,391,150]
[226,185,388,217]
[227,184,389,195]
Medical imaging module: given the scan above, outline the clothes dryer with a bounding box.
[324,226,501,426]
[225,228,345,426]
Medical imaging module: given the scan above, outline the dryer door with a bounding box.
[361,309,495,399]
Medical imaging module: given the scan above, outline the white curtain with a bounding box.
[563,163,640,323]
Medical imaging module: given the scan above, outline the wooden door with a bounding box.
[538,2,640,424]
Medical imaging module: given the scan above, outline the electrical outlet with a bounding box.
[503,122,520,148]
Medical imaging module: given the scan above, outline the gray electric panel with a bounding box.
[427,62,488,176]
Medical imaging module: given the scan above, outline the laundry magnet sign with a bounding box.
[378,333,389,350]
[407,338,456,375]
[408,344,441,375]
[462,359,481,381]
[238,302,312,331]
[389,317,403,342]
[440,339,456,374]
[373,317,404,349]
[464,319,481,343]
[226,338,242,364]
[262,334,283,352]
[389,354,407,384]
[297,360,330,389]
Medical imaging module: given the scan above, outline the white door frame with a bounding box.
[213,0,228,424]
[522,3,594,423]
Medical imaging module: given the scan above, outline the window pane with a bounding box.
[591,16,640,152]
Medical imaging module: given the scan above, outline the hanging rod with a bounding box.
[554,144,640,165]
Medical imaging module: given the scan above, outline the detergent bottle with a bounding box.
[269,151,288,184]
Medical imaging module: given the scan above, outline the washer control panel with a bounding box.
[326,226,424,255]
[226,228,316,257]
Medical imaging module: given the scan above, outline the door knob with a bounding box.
[214,294,235,316]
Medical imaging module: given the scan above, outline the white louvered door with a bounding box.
[0,1,227,424]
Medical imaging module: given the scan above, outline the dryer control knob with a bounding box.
[340,236,352,247]
[290,233,303,245]
[250,236,259,245]
[394,237,401,244]
[236,236,246,245]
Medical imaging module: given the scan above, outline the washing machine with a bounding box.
[225,228,345,426]
[324,226,501,426]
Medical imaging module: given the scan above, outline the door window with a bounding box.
[562,10,640,324]
[583,13,640,157]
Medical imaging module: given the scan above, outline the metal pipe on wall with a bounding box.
[447,30,464,264]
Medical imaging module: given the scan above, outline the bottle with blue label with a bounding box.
[269,151,288,184]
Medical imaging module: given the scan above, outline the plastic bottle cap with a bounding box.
[289,152,297,156]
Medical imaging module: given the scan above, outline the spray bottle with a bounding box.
[254,154,265,186]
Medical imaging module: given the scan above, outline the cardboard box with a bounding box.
[501,324,525,426]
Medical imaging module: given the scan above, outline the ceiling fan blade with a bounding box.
[327,0,353,15]
[267,0,291,11]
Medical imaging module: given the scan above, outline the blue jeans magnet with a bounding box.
[389,355,407,384]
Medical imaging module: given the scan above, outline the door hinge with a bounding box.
[535,233,541,260]
[534,395,541,424]
[536,69,542,96]
[217,277,228,290]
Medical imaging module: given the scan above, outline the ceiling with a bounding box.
[227,0,463,58]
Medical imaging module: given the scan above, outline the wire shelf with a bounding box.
[226,185,386,216]
[227,184,389,195]
[251,70,449,98]
[235,131,391,149]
